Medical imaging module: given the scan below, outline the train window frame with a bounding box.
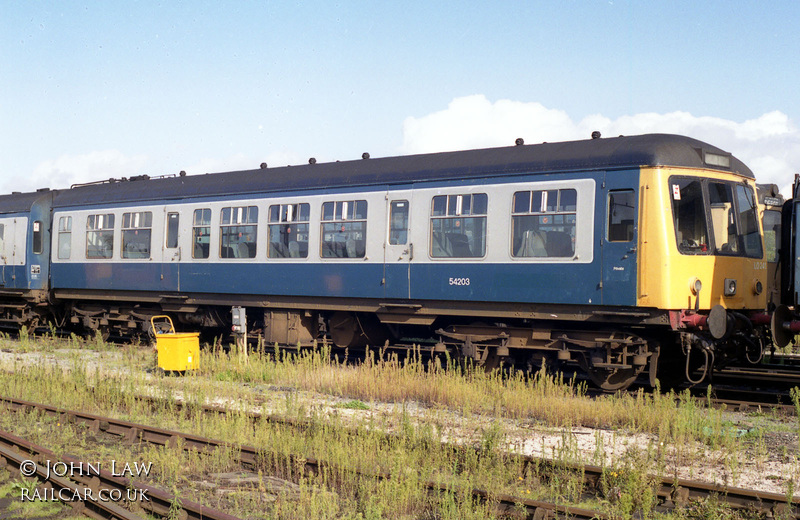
[389,200,409,246]
[607,190,635,243]
[192,208,211,259]
[762,208,781,263]
[669,176,763,259]
[510,189,576,258]
[165,212,179,249]
[219,205,258,259]
[320,200,367,259]
[268,202,310,259]
[86,213,115,259]
[430,193,488,259]
[121,211,153,259]
[734,183,763,258]
[32,221,43,255]
[57,216,72,260]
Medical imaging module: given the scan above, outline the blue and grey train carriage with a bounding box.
[36,133,769,390]
[0,189,53,328]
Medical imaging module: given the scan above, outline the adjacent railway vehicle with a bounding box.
[0,133,780,390]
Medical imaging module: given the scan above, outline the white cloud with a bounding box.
[402,95,800,195]
[17,147,308,196]
[17,150,149,193]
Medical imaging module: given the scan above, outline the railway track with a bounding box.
[1,394,797,519]
[0,425,242,520]
[0,395,607,519]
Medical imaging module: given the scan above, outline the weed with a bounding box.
[9,477,37,497]
[338,399,370,410]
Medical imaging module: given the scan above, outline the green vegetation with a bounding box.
[0,334,795,519]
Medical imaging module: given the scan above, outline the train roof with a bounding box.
[41,133,752,208]
[0,190,52,214]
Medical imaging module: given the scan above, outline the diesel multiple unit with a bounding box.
[0,133,786,390]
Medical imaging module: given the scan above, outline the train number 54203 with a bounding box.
[448,277,471,286]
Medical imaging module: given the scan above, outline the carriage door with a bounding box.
[0,218,24,288]
[161,209,181,291]
[383,192,413,299]
[601,172,639,305]
[0,219,9,287]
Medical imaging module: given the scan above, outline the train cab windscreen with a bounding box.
[671,177,762,258]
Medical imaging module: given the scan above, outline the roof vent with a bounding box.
[591,131,601,139]
[309,157,317,165]
[362,152,370,159]
[260,163,267,169]
[179,170,187,177]
[515,138,524,146]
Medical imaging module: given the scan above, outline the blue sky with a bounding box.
[2,1,800,193]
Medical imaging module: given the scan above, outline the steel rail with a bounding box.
[0,395,607,519]
[2,395,798,518]
[0,425,243,520]
[0,437,140,520]
[133,394,800,517]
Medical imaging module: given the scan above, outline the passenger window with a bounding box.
[166,213,179,249]
[389,200,409,245]
[220,206,257,259]
[320,200,367,258]
[511,189,575,258]
[607,190,635,242]
[671,179,710,255]
[430,193,487,258]
[121,212,152,259]
[58,217,71,259]
[268,203,309,258]
[192,209,211,259]
[32,221,43,254]
[87,214,115,259]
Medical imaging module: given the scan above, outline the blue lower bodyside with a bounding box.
[51,259,617,306]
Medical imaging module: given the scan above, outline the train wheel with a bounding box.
[97,326,112,342]
[585,366,642,392]
[477,347,499,371]
[329,312,357,347]
[328,312,389,348]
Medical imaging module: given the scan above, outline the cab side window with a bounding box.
[607,190,635,242]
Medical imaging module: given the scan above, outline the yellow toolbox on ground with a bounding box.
[151,316,200,372]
